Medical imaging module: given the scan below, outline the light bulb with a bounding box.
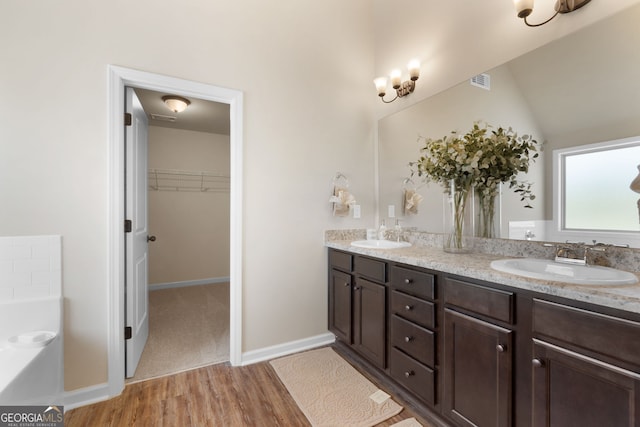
[407,59,420,81]
[373,77,388,96]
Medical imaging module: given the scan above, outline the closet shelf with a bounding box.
[148,168,230,192]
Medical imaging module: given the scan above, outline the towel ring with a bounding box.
[333,172,349,188]
[402,177,416,191]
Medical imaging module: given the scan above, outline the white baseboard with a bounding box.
[149,276,230,291]
[63,382,111,411]
[240,332,336,366]
[64,332,335,410]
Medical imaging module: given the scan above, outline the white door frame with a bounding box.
[107,65,243,397]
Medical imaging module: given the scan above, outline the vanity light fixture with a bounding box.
[162,95,191,113]
[374,59,420,103]
[514,0,592,27]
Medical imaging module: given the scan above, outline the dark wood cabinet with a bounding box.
[443,308,513,427]
[389,264,439,407]
[353,277,386,368]
[328,250,353,343]
[328,248,640,427]
[532,340,640,427]
[531,299,640,427]
[328,249,387,369]
[328,267,352,343]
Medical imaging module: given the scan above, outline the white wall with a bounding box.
[2,0,636,397]
[148,127,230,284]
[0,0,375,391]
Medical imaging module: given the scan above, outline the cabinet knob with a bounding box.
[404,278,413,284]
[404,305,413,311]
[532,358,545,368]
[404,336,413,343]
[496,344,506,353]
[343,282,350,287]
[353,286,360,291]
[404,370,415,378]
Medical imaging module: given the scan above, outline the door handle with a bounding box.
[147,235,156,242]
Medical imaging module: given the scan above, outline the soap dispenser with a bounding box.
[378,220,387,240]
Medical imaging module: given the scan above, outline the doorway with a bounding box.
[107,65,243,397]
[127,87,231,382]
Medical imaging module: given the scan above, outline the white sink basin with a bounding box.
[351,240,411,249]
[490,258,639,286]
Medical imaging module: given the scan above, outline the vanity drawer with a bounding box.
[390,347,435,405]
[329,250,352,272]
[391,315,435,368]
[391,265,435,300]
[533,299,640,367]
[444,277,513,324]
[354,256,386,283]
[391,290,436,329]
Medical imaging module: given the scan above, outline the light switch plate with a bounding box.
[353,204,361,218]
[388,205,395,218]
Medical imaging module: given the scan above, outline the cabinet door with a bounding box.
[532,340,640,427]
[329,269,352,343]
[443,309,513,427]
[353,278,386,369]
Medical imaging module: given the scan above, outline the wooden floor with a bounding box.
[65,354,426,426]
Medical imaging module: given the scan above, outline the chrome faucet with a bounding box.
[554,244,587,266]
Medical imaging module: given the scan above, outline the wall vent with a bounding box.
[150,113,177,122]
[470,73,490,90]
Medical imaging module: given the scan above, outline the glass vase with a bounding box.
[443,180,472,253]
[475,184,501,239]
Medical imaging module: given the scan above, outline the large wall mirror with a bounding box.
[378,4,640,247]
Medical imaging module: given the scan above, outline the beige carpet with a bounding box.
[270,347,403,427]
[127,283,230,383]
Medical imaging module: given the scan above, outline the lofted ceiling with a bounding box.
[134,87,230,135]
[372,0,640,119]
[133,0,640,132]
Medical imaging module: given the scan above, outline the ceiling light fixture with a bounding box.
[374,59,420,103]
[162,95,191,113]
[514,0,592,27]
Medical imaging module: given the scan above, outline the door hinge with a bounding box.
[125,326,132,340]
[124,219,132,233]
[124,112,132,126]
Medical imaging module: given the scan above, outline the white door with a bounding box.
[125,87,150,378]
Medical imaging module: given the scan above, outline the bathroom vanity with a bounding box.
[327,239,640,427]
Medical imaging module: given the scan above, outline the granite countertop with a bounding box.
[326,238,640,316]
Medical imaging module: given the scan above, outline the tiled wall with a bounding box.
[0,236,62,302]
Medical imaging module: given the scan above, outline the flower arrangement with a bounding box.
[411,122,542,244]
[412,122,541,203]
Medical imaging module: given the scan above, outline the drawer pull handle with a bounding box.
[404,336,413,343]
[404,370,415,378]
[532,358,545,368]
[404,305,413,311]
[496,344,506,353]
[404,278,413,284]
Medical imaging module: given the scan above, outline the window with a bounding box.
[553,136,640,247]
